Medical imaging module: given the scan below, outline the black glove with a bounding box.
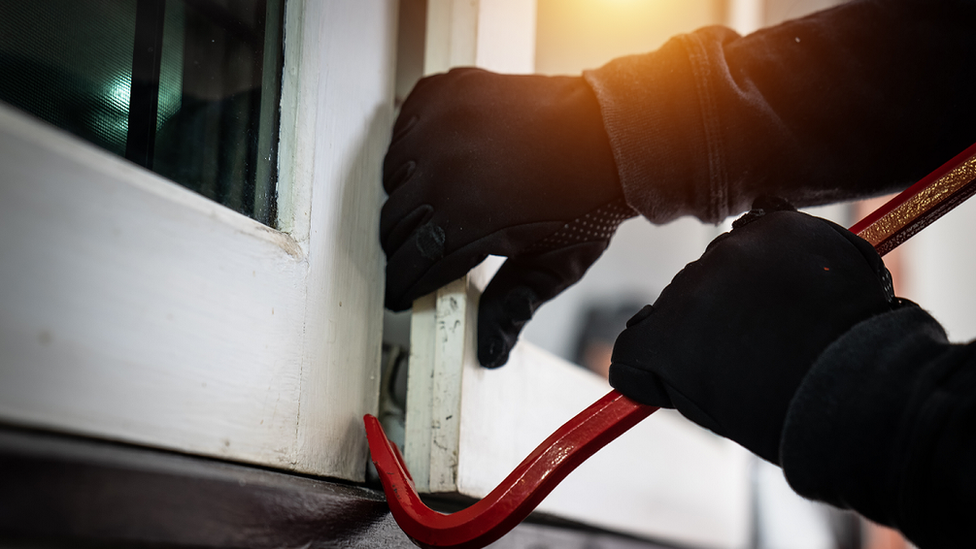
[382,67,635,368]
[609,199,898,463]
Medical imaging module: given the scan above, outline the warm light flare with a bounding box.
[535,0,727,75]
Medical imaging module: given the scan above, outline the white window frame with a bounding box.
[0,0,397,482]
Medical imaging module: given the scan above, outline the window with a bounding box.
[0,0,284,225]
[0,1,395,482]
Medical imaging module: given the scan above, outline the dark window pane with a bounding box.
[0,0,284,226]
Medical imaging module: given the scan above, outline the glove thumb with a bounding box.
[608,305,676,409]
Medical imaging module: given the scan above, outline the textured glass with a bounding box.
[156,0,185,133]
[0,0,136,157]
[0,0,283,226]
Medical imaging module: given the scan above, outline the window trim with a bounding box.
[0,0,396,482]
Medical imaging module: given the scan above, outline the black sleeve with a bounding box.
[780,303,976,549]
[583,0,976,223]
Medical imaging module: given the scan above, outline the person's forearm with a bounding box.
[585,0,976,223]
[780,304,976,549]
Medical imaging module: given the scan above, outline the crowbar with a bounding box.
[366,141,976,549]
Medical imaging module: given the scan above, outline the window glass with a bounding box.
[0,0,284,226]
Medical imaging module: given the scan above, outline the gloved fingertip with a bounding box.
[478,337,511,368]
[383,290,409,313]
[608,361,675,409]
[415,222,446,261]
[383,160,416,194]
[625,304,655,328]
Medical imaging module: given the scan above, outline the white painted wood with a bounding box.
[425,0,537,75]
[425,0,480,74]
[288,0,397,478]
[405,293,438,491]
[403,1,753,546]
[0,0,398,481]
[458,343,753,548]
[0,105,304,468]
[727,0,764,35]
[475,0,537,74]
[275,0,313,243]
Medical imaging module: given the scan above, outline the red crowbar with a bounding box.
[365,392,655,549]
[365,142,976,549]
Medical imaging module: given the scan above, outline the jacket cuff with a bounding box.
[583,27,742,224]
[779,304,949,527]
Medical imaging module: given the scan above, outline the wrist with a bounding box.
[583,27,742,224]
[780,304,950,525]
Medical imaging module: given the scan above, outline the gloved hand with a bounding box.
[609,198,898,463]
[382,68,635,368]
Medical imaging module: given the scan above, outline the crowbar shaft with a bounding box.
[366,141,976,549]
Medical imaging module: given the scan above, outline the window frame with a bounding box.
[0,0,397,482]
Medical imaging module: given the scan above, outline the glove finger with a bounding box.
[477,240,608,368]
[384,69,496,195]
[608,362,675,409]
[608,306,674,408]
[386,219,569,311]
[383,158,417,195]
[385,221,449,311]
[382,133,421,195]
[379,176,433,252]
[380,204,432,256]
[382,104,429,195]
[385,224,497,311]
[388,113,419,148]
